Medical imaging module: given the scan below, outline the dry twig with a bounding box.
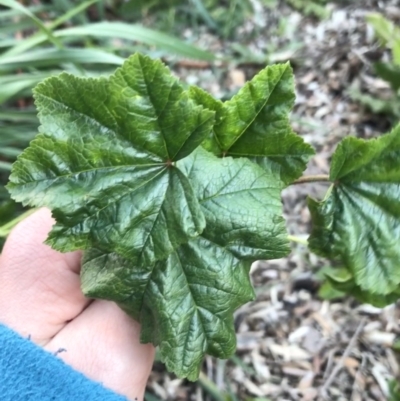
[320,318,366,399]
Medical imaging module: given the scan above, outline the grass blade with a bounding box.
[48,0,100,30]
[0,0,62,48]
[0,48,124,70]
[61,22,216,60]
[0,110,37,123]
[0,4,49,19]
[0,161,12,171]
[190,0,219,31]
[1,0,100,57]
[0,20,36,35]
[3,22,216,61]
[0,147,21,157]
[0,72,58,103]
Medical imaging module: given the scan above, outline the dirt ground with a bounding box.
[146,1,400,400]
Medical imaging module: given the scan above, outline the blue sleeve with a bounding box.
[0,324,129,401]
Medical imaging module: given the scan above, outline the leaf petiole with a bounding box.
[287,235,308,245]
[291,174,330,185]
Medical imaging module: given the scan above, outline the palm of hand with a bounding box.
[0,208,154,401]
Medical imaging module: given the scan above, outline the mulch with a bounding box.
[146,1,400,399]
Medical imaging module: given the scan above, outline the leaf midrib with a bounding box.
[222,64,289,152]
[35,91,167,162]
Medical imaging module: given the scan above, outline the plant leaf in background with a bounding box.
[366,14,400,68]
[190,63,315,186]
[374,62,400,92]
[308,125,400,297]
[81,148,289,380]
[366,13,400,53]
[318,266,400,307]
[349,13,400,123]
[7,54,215,266]
[285,0,330,19]
[348,88,400,120]
[389,380,400,401]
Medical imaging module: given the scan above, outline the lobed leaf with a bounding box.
[190,63,315,185]
[309,125,400,295]
[7,53,214,267]
[7,54,294,379]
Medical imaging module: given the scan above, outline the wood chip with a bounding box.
[268,343,311,361]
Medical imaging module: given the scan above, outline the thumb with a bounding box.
[46,300,154,401]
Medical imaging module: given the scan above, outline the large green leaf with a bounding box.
[190,63,315,185]
[81,148,289,380]
[309,125,400,295]
[7,53,215,267]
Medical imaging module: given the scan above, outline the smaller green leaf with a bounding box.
[319,266,400,307]
[367,13,400,47]
[0,3,47,19]
[309,125,400,295]
[349,88,400,119]
[318,281,346,301]
[389,380,400,401]
[374,62,400,91]
[393,41,400,66]
[324,266,353,284]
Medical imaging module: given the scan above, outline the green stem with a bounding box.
[0,208,37,238]
[291,174,330,185]
[199,372,227,401]
[287,235,308,246]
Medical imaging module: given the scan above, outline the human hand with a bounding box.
[0,208,155,401]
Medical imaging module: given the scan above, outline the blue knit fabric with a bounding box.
[0,324,129,401]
